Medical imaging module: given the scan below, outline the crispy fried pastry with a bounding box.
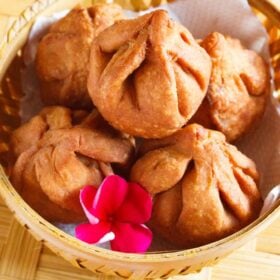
[88,10,211,138]
[192,32,269,141]
[11,106,134,222]
[131,124,263,248]
[36,4,123,109]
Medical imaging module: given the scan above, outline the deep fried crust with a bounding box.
[10,106,134,223]
[88,10,211,138]
[193,32,269,142]
[131,124,263,248]
[36,4,123,109]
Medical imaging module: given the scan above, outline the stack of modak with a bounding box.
[10,3,268,249]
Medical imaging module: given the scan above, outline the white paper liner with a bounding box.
[20,0,280,250]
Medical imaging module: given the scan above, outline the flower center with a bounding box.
[107,215,114,222]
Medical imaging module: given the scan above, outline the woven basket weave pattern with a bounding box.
[0,0,280,279]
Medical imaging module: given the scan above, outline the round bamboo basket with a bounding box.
[0,0,280,279]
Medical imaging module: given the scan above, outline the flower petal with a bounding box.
[75,222,111,244]
[115,182,152,224]
[93,175,128,220]
[80,186,99,224]
[111,223,152,253]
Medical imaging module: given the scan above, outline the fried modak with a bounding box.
[192,32,269,141]
[88,10,211,138]
[131,124,263,248]
[36,4,123,109]
[10,107,134,222]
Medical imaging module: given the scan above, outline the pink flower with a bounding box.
[75,175,153,253]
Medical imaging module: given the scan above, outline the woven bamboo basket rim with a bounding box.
[0,0,280,277]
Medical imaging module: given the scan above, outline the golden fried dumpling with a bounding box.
[88,10,211,138]
[192,32,269,142]
[11,106,134,222]
[131,124,263,248]
[36,4,123,109]
[10,106,87,158]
